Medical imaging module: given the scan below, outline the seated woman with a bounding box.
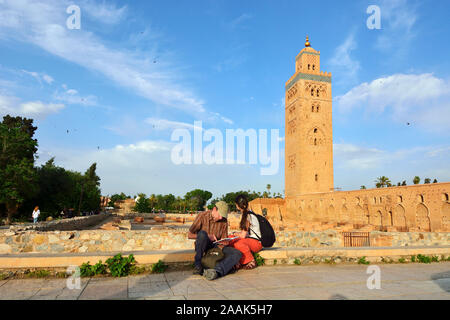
[229,194,262,270]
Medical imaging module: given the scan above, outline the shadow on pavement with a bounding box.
[431,270,450,293]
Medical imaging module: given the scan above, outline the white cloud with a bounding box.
[0,94,64,118]
[22,70,54,85]
[375,0,418,53]
[42,74,54,84]
[335,73,450,131]
[37,139,283,198]
[329,33,360,87]
[228,14,253,29]
[0,0,207,115]
[80,1,127,25]
[145,117,202,131]
[334,143,385,169]
[53,89,97,107]
[333,142,450,189]
[208,112,234,125]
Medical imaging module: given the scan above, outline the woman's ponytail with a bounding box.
[235,194,249,231]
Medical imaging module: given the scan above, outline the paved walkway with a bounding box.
[0,263,449,300]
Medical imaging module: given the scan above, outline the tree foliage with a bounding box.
[374,176,391,188]
[184,189,212,211]
[0,116,38,224]
[133,193,151,213]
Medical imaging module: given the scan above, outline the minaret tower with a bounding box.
[285,36,334,197]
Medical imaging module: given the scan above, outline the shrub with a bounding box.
[80,261,107,277]
[91,261,107,275]
[358,256,370,265]
[80,262,95,277]
[151,260,168,273]
[273,259,277,265]
[398,258,406,264]
[253,252,265,266]
[105,254,136,277]
[411,255,416,263]
[294,258,301,265]
[130,265,146,275]
[417,254,432,264]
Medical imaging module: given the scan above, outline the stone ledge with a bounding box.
[0,246,449,269]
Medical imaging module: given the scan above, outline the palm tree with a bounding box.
[374,176,391,188]
[266,184,271,197]
[413,176,420,185]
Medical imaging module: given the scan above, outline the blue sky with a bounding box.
[0,0,449,199]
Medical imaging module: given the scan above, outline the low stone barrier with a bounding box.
[0,228,449,255]
[0,246,449,269]
[5,213,112,233]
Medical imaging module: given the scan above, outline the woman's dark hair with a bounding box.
[235,194,249,231]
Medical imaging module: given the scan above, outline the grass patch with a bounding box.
[0,273,9,280]
[358,256,370,265]
[25,270,51,278]
[151,260,168,274]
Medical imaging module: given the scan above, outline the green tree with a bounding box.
[424,178,431,184]
[433,179,438,183]
[413,176,420,185]
[402,181,407,186]
[133,193,150,213]
[374,176,391,188]
[360,185,367,190]
[266,184,271,197]
[79,163,101,213]
[148,194,157,210]
[0,116,38,224]
[184,189,212,211]
[29,158,74,215]
[108,193,128,208]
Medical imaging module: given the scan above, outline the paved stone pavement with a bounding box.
[0,262,449,300]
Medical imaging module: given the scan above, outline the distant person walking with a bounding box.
[32,206,40,224]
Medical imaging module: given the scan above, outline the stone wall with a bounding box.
[0,228,449,255]
[9,213,112,232]
[250,183,450,232]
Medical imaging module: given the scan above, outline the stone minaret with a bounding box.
[285,36,334,197]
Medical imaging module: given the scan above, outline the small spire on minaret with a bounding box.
[305,35,311,47]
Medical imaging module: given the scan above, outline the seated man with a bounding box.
[188,201,242,280]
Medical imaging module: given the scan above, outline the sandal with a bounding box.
[233,263,243,271]
[243,260,257,270]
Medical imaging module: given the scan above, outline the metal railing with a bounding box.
[343,232,370,247]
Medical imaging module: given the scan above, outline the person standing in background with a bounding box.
[32,206,40,223]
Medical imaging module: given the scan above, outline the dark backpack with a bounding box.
[248,211,276,248]
[201,247,224,269]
